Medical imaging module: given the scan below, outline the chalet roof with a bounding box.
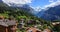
[26,27,41,32]
[52,22,60,25]
[42,29,51,32]
[0,19,16,27]
[0,16,4,19]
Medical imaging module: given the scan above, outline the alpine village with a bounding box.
[0,0,60,32]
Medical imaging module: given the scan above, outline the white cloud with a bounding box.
[44,0,60,8]
[57,0,60,1]
[2,0,32,6]
[49,0,54,2]
[39,0,60,11]
[30,0,60,12]
[31,0,60,12]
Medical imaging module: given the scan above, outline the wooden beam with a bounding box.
[6,27,8,32]
[10,26,16,32]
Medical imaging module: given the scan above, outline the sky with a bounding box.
[30,0,52,8]
[2,0,60,11]
[29,0,60,8]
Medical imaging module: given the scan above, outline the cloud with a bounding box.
[57,0,60,1]
[39,0,60,11]
[30,0,60,12]
[44,0,60,8]
[49,0,54,3]
[2,0,32,6]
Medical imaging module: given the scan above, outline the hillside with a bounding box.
[0,2,35,19]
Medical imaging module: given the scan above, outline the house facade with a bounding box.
[0,17,17,32]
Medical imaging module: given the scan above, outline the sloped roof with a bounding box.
[42,29,51,32]
[26,27,41,32]
[0,19,16,27]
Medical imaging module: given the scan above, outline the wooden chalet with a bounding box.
[17,19,25,29]
[42,28,52,32]
[0,16,17,32]
[26,27,41,32]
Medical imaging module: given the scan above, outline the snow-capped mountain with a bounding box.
[1,0,60,21]
[37,5,60,21]
[0,0,36,15]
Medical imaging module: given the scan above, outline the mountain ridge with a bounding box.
[37,5,60,21]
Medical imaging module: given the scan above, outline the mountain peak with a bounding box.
[36,4,60,21]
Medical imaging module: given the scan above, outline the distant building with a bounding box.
[52,22,60,32]
[27,19,36,25]
[42,28,52,32]
[26,27,41,32]
[52,22,60,25]
[17,19,25,29]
